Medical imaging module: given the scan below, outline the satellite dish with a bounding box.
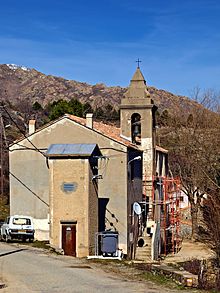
[133,202,142,215]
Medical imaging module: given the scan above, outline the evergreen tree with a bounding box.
[69,99,84,117]
[32,101,43,111]
[48,100,72,120]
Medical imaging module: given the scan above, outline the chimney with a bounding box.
[86,113,93,129]
[29,120,36,135]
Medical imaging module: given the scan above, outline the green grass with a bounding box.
[88,259,186,290]
[139,271,187,290]
[26,240,50,249]
[25,240,63,255]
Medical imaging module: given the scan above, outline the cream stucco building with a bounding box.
[9,67,168,258]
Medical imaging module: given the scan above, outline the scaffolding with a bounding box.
[152,176,181,256]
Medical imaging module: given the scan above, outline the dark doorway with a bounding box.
[98,198,109,232]
[62,224,76,256]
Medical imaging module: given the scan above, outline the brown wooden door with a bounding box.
[62,224,76,256]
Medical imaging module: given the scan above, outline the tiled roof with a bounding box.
[65,114,138,149]
[10,113,167,153]
[65,115,168,152]
[10,114,139,149]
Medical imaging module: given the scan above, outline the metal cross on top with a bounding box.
[136,58,142,68]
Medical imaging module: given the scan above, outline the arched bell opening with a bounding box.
[131,113,141,145]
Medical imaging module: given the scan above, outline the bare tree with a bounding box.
[158,90,220,240]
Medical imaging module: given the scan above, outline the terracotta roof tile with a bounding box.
[10,114,139,150]
[65,114,138,149]
[65,115,167,153]
[11,114,167,153]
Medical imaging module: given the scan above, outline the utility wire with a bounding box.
[2,104,47,158]
[0,136,45,152]
[0,104,49,206]
[9,171,49,207]
[0,131,45,152]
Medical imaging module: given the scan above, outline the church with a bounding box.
[9,66,168,259]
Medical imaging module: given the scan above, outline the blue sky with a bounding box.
[1,0,220,96]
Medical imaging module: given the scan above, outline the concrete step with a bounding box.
[136,248,151,254]
[136,244,151,249]
[135,235,152,261]
[138,235,152,241]
[134,257,152,262]
[136,253,151,259]
[136,249,151,255]
[135,253,152,261]
[136,248,152,260]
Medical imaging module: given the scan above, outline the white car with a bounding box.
[0,215,35,242]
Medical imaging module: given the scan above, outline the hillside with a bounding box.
[0,64,218,224]
[0,64,202,116]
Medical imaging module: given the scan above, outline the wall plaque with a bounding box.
[62,182,78,193]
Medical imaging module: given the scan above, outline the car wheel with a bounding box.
[29,238,33,243]
[5,235,10,243]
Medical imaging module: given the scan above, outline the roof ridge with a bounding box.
[10,114,139,150]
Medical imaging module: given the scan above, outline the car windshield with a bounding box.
[12,218,31,225]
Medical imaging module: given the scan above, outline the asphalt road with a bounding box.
[0,242,176,293]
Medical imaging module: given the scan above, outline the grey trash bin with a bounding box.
[101,231,118,256]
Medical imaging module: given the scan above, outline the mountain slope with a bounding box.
[0,64,202,115]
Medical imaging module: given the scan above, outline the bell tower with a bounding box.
[120,66,157,195]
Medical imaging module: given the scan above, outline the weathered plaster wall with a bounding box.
[120,104,156,193]
[10,118,129,252]
[49,158,97,257]
[120,104,154,142]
